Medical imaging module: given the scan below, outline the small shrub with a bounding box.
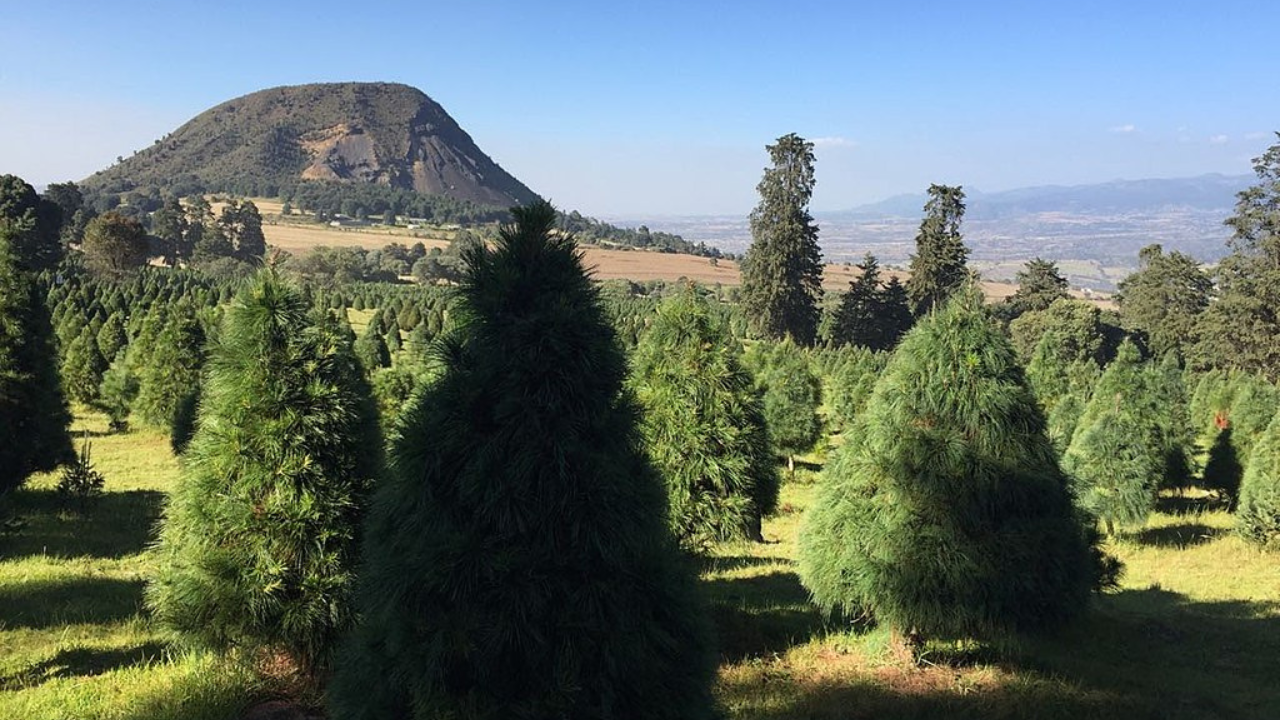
[57,433,106,506]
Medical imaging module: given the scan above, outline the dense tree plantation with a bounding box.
[3,133,1280,719]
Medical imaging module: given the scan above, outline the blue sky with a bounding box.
[2,1,1275,215]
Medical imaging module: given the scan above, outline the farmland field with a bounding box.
[2,413,1275,719]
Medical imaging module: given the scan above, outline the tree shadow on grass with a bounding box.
[717,586,1280,719]
[1127,522,1224,548]
[718,667,1148,720]
[1156,493,1229,515]
[1017,588,1280,719]
[702,564,834,662]
[0,487,164,560]
[0,575,145,630]
[0,642,166,691]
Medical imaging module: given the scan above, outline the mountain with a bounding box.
[81,82,539,208]
[826,174,1250,220]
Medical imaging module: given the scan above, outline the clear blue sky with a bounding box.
[2,0,1275,215]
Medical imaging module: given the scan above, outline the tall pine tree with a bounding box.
[740,133,823,344]
[147,270,380,676]
[328,202,715,720]
[905,184,970,316]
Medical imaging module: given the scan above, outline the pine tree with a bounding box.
[755,339,822,474]
[830,254,883,348]
[1004,257,1069,320]
[824,346,887,433]
[61,325,107,404]
[147,270,380,676]
[740,133,823,344]
[799,289,1103,649]
[1063,341,1164,533]
[354,322,392,371]
[1237,409,1280,548]
[1117,244,1211,358]
[0,226,73,493]
[328,202,715,720]
[96,311,128,362]
[96,352,139,432]
[1152,354,1195,491]
[134,302,205,429]
[905,184,970,316]
[1191,134,1280,377]
[632,289,777,546]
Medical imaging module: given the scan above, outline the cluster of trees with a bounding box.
[9,129,1280,716]
[559,209,724,257]
[281,180,510,226]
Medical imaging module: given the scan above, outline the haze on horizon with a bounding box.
[2,0,1275,217]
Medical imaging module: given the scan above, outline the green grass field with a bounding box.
[2,416,1278,719]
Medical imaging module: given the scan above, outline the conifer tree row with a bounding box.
[329,202,715,719]
[0,225,73,494]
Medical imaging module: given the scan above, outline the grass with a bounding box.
[707,483,1280,720]
[0,412,279,719]
[3,412,1278,718]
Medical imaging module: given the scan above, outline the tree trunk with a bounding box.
[888,625,923,666]
[787,454,795,477]
[1105,518,1115,537]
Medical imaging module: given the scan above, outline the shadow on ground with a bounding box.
[0,642,166,692]
[0,488,164,560]
[714,583,1280,720]
[0,575,145,630]
[702,559,833,662]
[1127,522,1224,548]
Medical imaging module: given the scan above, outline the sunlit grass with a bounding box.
[3,410,1278,719]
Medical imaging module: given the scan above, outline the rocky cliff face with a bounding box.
[83,82,539,208]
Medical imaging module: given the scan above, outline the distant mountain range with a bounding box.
[826,173,1251,220]
[610,173,1254,291]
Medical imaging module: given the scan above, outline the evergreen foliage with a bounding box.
[328,202,715,720]
[828,254,913,350]
[1004,257,1069,319]
[1063,341,1165,533]
[134,302,206,429]
[1117,244,1211,358]
[753,339,823,472]
[741,133,823,344]
[1152,354,1196,490]
[61,324,107,404]
[147,270,380,676]
[56,433,106,504]
[632,289,777,546]
[1191,134,1280,378]
[96,352,139,432]
[1238,409,1280,548]
[905,184,970,316]
[1201,373,1280,504]
[798,289,1104,644]
[0,227,73,495]
[1008,298,1112,364]
[354,322,392,371]
[822,345,887,433]
[0,174,65,271]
